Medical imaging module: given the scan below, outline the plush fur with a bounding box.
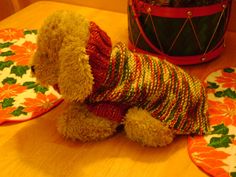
[125,107,174,147]
[57,103,119,141]
[31,11,208,147]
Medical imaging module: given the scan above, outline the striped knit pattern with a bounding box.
[87,42,209,135]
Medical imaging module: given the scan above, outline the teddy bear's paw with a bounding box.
[57,103,119,142]
[124,107,175,147]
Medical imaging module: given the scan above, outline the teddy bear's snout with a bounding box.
[31,64,60,93]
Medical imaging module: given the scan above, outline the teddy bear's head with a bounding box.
[31,11,112,102]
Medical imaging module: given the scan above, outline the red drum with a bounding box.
[128,0,232,65]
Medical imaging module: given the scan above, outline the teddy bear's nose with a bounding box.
[31,65,35,74]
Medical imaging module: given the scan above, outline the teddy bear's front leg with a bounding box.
[57,102,119,142]
[124,107,175,147]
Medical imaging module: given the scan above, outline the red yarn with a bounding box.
[86,22,129,122]
[87,103,129,122]
[86,22,112,92]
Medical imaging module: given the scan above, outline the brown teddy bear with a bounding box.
[30,11,209,147]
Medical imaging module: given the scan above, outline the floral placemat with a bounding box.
[188,67,236,177]
[0,28,62,124]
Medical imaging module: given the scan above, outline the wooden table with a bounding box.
[0,1,235,177]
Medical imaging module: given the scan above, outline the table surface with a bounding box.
[0,1,235,177]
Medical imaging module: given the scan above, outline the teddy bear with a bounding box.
[30,10,209,147]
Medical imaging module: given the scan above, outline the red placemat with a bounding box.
[188,67,236,177]
[0,28,62,124]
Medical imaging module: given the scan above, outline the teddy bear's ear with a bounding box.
[58,44,94,102]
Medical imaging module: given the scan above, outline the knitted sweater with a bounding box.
[86,42,209,135]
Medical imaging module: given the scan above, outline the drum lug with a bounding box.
[201,57,206,62]
[187,11,192,17]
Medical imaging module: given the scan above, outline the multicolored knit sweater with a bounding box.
[85,22,209,135]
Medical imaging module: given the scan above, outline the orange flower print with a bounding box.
[0,29,24,41]
[5,41,37,65]
[0,106,16,124]
[188,136,230,177]
[0,84,27,101]
[216,71,236,90]
[208,98,236,126]
[23,93,59,117]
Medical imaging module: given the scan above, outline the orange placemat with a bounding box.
[0,29,62,124]
[188,67,236,177]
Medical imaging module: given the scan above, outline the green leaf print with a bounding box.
[23,82,48,93]
[32,30,37,34]
[11,106,27,116]
[208,123,235,148]
[224,88,236,99]
[210,123,229,135]
[207,81,219,89]
[215,88,236,99]
[208,135,235,148]
[215,91,224,97]
[0,42,14,48]
[0,61,14,70]
[34,85,48,94]
[1,98,15,109]
[10,65,29,77]
[0,51,15,57]
[23,81,37,89]
[224,68,235,73]
[24,30,37,35]
[2,77,17,85]
[231,172,236,177]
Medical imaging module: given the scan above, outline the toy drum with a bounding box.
[128,0,232,65]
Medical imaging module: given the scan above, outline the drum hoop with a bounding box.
[132,0,230,18]
[128,40,225,65]
[129,0,231,61]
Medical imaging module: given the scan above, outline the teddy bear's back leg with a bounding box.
[124,107,175,147]
[57,103,119,142]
